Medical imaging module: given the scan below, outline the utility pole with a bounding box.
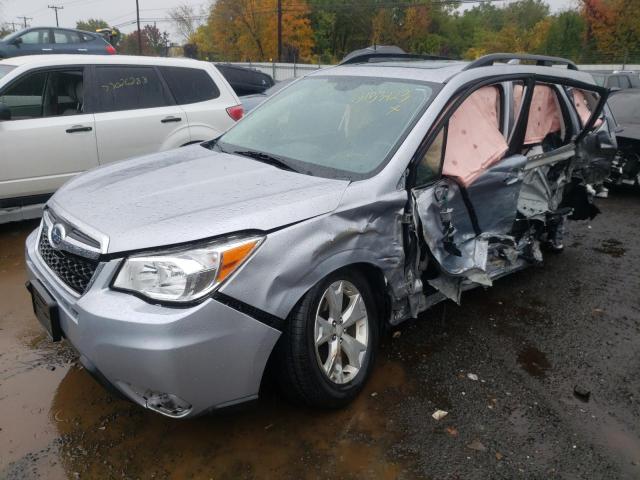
[277,0,282,62]
[17,16,32,29]
[135,0,142,55]
[7,21,19,32]
[48,5,64,27]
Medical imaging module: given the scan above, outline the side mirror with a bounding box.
[0,102,11,121]
[11,37,22,46]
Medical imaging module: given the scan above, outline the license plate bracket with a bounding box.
[27,280,62,342]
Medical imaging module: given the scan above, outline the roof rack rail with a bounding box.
[340,52,451,65]
[463,53,578,71]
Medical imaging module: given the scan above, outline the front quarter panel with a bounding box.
[219,181,408,321]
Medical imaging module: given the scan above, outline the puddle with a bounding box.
[36,357,413,479]
[593,238,626,258]
[517,346,551,378]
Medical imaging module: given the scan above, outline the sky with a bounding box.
[1,0,579,43]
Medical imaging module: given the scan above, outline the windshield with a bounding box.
[219,76,436,179]
[1,30,20,42]
[0,65,16,81]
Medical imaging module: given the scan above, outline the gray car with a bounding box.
[0,27,116,58]
[25,53,615,418]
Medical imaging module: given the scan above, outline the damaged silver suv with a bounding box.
[26,53,616,418]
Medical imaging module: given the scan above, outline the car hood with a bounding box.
[617,123,640,141]
[49,145,350,254]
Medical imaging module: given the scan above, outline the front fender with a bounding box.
[219,190,408,321]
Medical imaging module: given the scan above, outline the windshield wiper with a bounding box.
[231,150,299,173]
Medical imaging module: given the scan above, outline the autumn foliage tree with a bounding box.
[195,0,314,62]
[581,0,640,62]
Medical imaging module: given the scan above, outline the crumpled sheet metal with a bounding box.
[221,186,409,322]
[466,154,527,233]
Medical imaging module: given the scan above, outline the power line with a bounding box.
[48,5,64,27]
[17,16,33,29]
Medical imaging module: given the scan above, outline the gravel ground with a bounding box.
[0,189,638,479]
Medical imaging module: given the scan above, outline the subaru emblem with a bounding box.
[49,223,66,249]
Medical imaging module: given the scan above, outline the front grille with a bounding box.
[39,224,99,294]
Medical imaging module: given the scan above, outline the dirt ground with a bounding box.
[1,190,639,480]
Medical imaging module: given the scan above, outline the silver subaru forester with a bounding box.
[26,53,615,418]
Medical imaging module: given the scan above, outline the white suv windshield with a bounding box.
[219,76,435,179]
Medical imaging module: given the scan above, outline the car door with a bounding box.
[10,28,55,56]
[158,65,237,141]
[52,29,84,54]
[567,84,616,187]
[91,64,191,164]
[0,66,98,201]
[409,81,531,296]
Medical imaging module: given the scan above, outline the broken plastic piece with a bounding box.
[432,409,449,420]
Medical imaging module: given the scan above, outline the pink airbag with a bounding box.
[442,86,508,186]
[514,85,563,145]
[573,89,603,128]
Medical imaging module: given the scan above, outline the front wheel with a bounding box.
[276,270,379,408]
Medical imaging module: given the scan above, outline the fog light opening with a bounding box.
[145,391,192,418]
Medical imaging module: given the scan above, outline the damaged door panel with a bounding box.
[407,82,531,304]
[405,75,613,307]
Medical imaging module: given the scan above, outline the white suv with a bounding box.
[0,55,242,223]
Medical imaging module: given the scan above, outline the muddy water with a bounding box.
[0,221,416,479]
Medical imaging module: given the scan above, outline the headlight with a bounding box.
[112,235,263,303]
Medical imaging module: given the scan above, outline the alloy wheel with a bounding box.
[313,280,369,384]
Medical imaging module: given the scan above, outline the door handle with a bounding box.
[41,48,53,51]
[161,116,182,123]
[77,48,88,52]
[66,125,92,133]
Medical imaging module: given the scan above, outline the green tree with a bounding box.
[76,18,109,33]
[542,11,586,60]
[118,24,170,56]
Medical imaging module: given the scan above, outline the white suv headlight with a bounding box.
[112,235,263,303]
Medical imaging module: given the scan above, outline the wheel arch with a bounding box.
[283,261,393,332]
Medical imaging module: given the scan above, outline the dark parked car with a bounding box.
[215,63,274,96]
[240,78,294,113]
[0,27,116,59]
[589,71,640,90]
[608,89,640,187]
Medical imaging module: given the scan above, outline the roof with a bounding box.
[312,60,468,83]
[311,59,596,86]
[0,54,210,69]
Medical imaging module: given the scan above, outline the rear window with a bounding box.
[54,30,82,44]
[159,66,220,104]
[94,66,171,113]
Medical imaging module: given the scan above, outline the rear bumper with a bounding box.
[25,229,281,418]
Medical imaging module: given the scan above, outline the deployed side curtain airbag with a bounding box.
[514,85,563,145]
[442,86,508,186]
[572,89,603,128]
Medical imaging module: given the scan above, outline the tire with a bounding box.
[276,269,379,408]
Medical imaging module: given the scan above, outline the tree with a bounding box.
[169,3,202,43]
[76,18,109,33]
[118,24,170,56]
[195,0,314,62]
[581,0,640,63]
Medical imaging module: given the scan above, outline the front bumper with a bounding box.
[25,229,281,418]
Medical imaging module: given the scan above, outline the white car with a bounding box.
[0,55,243,223]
